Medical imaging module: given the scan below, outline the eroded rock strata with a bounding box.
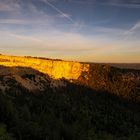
[0,54,140,100]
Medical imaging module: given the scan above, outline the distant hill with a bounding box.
[107,63,140,70]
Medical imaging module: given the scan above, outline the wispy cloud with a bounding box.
[124,21,140,35]
[0,19,29,24]
[0,29,140,63]
[66,0,96,5]
[49,0,140,8]
[94,26,125,35]
[100,0,140,8]
[0,0,20,11]
[130,21,140,31]
[41,0,74,23]
[10,33,43,43]
[0,17,54,26]
[0,0,73,27]
[101,3,140,8]
[57,13,72,18]
[0,0,139,63]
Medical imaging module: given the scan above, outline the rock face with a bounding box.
[0,55,90,80]
[0,54,140,100]
[0,65,51,94]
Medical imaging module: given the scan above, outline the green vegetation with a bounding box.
[0,124,15,140]
[0,81,140,140]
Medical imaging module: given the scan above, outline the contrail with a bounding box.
[43,0,74,23]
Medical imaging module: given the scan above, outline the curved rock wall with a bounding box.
[0,55,90,80]
[0,54,140,100]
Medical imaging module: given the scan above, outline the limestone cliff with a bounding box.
[0,55,89,80]
[0,54,140,100]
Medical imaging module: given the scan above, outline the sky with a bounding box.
[0,0,140,63]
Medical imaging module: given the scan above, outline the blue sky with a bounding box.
[0,0,140,62]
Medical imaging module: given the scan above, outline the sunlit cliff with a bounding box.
[0,55,89,80]
[0,54,140,100]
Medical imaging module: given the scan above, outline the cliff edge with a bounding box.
[0,54,140,100]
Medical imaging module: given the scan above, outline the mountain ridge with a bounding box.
[0,54,140,101]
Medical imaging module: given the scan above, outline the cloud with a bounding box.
[100,0,140,8]
[0,17,54,26]
[0,29,140,63]
[0,0,87,28]
[94,26,125,35]
[47,0,140,8]
[124,21,140,35]
[0,0,139,63]
[0,0,20,11]
[103,3,140,8]
[0,3,13,11]
[0,30,43,44]
[41,0,74,23]
[0,0,71,28]
[10,33,43,43]
[57,13,71,18]
[66,0,96,5]
[0,19,29,24]
[130,21,140,31]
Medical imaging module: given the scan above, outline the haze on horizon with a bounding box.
[0,0,140,63]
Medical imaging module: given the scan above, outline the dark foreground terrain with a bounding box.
[0,65,140,140]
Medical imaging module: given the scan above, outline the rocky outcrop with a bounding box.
[0,55,89,80]
[0,54,140,100]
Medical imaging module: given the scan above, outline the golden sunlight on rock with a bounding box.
[0,55,90,80]
[0,54,140,101]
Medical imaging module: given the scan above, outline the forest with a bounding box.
[0,80,140,140]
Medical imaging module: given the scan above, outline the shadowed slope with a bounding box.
[0,54,140,101]
[0,65,51,94]
[0,65,140,139]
